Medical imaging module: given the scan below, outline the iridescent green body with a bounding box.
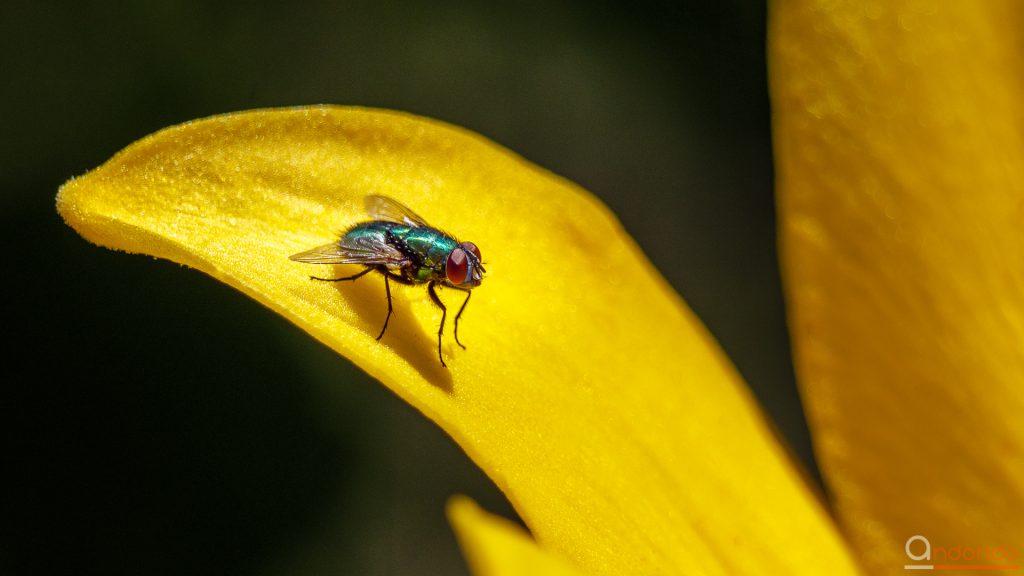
[344,221,459,284]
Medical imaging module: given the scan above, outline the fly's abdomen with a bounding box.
[341,222,393,246]
[338,222,403,265]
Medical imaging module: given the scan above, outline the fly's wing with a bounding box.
[365,195,432,228]
[289,235,406,266]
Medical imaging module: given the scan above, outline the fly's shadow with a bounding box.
[318,264,454,392]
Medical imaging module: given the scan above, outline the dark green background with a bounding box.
[3,1,816,574]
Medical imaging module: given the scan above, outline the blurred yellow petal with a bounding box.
[58,107,858,575]
[448,497,585,576]
[771,1,1024,573]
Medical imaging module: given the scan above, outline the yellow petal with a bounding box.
[448,497,585,576]
[771,1,1024,573]
[58,107,858,575]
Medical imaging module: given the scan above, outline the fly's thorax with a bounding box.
[398,227,459,267]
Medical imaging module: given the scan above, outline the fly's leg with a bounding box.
[450,287,472,350]
[427,281,448,368]
[378,271,415,342]
[376,273,393,341]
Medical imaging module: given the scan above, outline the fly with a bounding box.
[289,195,485,367]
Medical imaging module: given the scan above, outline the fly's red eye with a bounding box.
[460,241,481,261]
[446,248,469,285]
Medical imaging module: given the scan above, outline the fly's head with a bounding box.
[445,241,485,288]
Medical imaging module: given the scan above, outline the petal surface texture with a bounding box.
[771,2,1024,573]
[58,107,858,575]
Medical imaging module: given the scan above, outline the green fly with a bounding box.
[290,195,485,367]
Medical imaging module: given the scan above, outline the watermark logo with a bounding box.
[905,535,1022,571]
